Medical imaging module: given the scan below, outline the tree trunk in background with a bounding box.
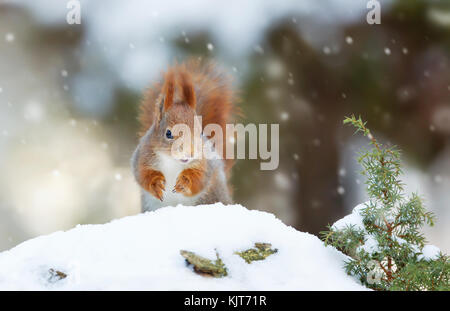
[266,24,347,235]
[296,118,344,234]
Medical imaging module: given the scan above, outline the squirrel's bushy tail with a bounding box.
[139,59,239,174]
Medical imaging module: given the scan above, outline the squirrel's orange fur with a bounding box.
[138,59,237,173]
[132,60,238,211]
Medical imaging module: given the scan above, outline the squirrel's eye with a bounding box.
[165,129,173,139]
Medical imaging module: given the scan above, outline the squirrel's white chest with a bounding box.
[154,153,198,207]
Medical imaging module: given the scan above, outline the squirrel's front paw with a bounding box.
[150,176,166,201]
[173,168,204,197]
[140,169,166,201]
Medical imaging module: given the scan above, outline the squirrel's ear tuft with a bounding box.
[162,69,175,112]
[179,69,196,109]
[154,94,164,124]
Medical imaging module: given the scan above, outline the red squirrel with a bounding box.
[132,60,237,211]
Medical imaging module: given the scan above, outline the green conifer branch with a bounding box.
[322,116,449,291]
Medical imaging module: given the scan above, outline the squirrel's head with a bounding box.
[149,68,201,164]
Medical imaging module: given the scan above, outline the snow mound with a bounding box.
[332,202,366,231]
[0,204,367,290]
[418,245,441,261]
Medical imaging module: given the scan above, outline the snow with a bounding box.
[0,204,367,290]
[332,203,442,258]
[419,245,441,261]
[359,235,379,254]
[14,0,394,93]
[332,203,382,254]
[280,112,289,121]
[332,202,366,231]
[5,33,15,43]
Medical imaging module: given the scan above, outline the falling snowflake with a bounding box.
[345,36,353,45]
[434,175,443,184]
[266,87,280,100]
[402,47,409,55]
[61,70,68,77]
[181,31,190,43]
[384,47,391,55]
[431,106,450,134]
[24,101,45,122]
[207,43,214,51]
[337,186,345,195]
[5,33,15,42]
[115,173,122,181]
[323,46,331,55]
[280,112,289,121]
[253,45,264,54]
[287,73,294,85]
[274,172,290,190]
[266,59,284,79]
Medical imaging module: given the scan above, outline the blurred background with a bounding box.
[0,0,449,252]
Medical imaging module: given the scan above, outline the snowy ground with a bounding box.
[0,204,367,290]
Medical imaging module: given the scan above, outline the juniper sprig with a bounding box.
[321,115,449,291]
